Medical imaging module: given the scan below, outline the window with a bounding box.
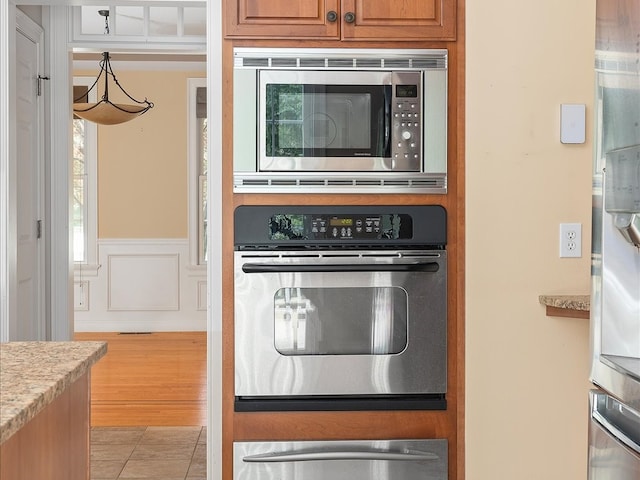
[75,5,206,43]
[189,78,208,266]
[72,78,98,269]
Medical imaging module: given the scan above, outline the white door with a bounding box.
[13,13,45,341]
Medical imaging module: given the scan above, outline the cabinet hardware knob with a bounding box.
[326,10,338,22]
[344,11,356,23]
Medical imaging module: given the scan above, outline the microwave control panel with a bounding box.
[391,71,422,166]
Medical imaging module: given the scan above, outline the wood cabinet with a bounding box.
[222,0,464,477]
[224,0,456,41]
[0,374,90,480]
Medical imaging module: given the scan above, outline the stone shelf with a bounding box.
[539,295,590,319]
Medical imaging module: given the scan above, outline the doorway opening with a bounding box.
[69,22,208,427]
[3,2,222,478]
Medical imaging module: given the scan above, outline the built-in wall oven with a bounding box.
[234,205,447,412]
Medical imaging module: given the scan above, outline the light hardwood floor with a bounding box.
[74,332,207,427]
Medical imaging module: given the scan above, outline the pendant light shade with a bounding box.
[73,51,154,125]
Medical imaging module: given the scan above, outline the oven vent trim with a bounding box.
[234,48,448,71]
[234,174,447,193]
[236,244,446,251]
[236,250,444,259]
[269,179,298,186]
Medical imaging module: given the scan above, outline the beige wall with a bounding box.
[466,2,596,479]
[75,69,205,238]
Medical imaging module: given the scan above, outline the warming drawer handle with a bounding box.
[242,262,440,274]
[242,449,439,463]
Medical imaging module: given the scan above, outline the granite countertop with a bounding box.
[538,294,590,311]
[0,341,107,444]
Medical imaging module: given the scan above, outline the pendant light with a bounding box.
[73,10,154,125]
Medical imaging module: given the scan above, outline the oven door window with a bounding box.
[265,84,391,158]
[274,286,407,355]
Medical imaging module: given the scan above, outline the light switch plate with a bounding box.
[560,104,586,144]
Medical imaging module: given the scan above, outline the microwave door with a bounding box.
[258,71,398,172]
[262,84,390,170]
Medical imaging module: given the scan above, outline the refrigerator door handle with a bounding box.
[592,393,640,455]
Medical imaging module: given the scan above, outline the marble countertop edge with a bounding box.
[0,341,107,444]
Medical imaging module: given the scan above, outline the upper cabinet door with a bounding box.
[341,0,456,41]
[224,0,456,40]
[224,0,341,39]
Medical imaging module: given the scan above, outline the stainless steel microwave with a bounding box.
[233,48,448,193]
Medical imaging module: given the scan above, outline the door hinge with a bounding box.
[37,75,49,97]
[37,220,42,239]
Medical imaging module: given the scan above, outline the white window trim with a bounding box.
[187,77,206,272]
[69,5,206,48]
[73,76,99,276]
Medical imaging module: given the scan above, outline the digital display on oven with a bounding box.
[268,213,413,241]
[396,84,418,98]
[329,218,353,227]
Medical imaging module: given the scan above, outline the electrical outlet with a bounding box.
[560,223,582,258]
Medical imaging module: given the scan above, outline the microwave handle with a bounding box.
[242,262,439,273]
[383,85,391,155]
[243,449,439,463]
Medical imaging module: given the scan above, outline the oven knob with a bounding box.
[402,130,412,140]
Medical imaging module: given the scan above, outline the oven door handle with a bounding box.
[241,262,440,273]
[242,449,439,463]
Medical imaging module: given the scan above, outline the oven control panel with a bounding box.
[234,205,447,248]
[316,216,381,239]
[269,213,412,241]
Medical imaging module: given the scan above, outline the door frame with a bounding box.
[14,8,46,340]
[0,2,16,341]
[0,2,222,480]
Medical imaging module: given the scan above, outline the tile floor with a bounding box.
[90,426,206,480]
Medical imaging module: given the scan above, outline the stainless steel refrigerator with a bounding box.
[589,1,640,477]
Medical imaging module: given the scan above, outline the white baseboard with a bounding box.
[74,239,207,332]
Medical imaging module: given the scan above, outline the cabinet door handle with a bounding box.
[326,10,338,22]
[344,11,356,23]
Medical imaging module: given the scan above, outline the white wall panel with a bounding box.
[74,239,206,332]
[107,253,180,311]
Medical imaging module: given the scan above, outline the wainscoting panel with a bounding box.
[107,254,180,311]
[74,239,207,332]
